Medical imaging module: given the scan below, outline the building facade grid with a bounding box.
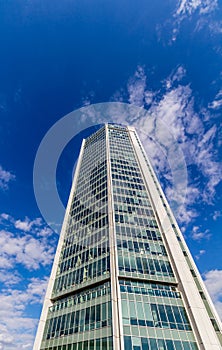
[34,123,222,350]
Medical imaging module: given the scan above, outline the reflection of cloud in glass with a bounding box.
[33,102,187,233]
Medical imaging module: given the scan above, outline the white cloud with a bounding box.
[0,229,54,270]
[195,125,222,202]
[127,66,147,107]
[0,214,53,349]
[144,83,219,219]
[0,214,55,271]
[15,218,33,232]
[37,226,54,237]
[0,166,15,190]
[165,66,186,89]
[204,269,222,319]
[1,213,9,220]
[209,20,222,34]
[14,217,44,232]
[81,90,95,107]
[0,277,48,350]
[175,0,217,17]
[213,210,222,220]
[0,255,14,269]
[209,89,222,109]
[0,271,21,286]
[159,0,218,42]
[195,249,206,260]
[112,65,221,224]
[150,85,191,142]
[191,226,211,240]
[1,213,54,236]
[165,184,199,224]
[25,277,48,304]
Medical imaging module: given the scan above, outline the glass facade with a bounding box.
[35,124,222,350]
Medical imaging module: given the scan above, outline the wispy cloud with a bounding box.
[0,277,48,350]
[112,65,221,224]
[0,165,15,190]
[14,217,47,234]
[165,66,187,89]
[0,229,54,270]
[165,184,199,224]
[0,214,55,270]
[204,269,222,319]
[208,89,222,109]
[208,20,222,34]
[0,214,55,349]
[213,210,222,220]
[175,0,218,17]
[1,213,10,220]
[158,0,219,42]
[81,90,95,107]
[191,226,211,241]
[127,65,147,107]
[195,249,206,260]
[0,270,21,286]
[14,218,33,232]
[1,213,54,237]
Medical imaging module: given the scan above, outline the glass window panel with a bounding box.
[85,309,90,330]
[121,300,129,318]
[108,301,111,319]
[124,256,131,272]
[165,305,175,323]
[91,305,96,324]
[78,342,83,350]
[132,337,141,346]
[129,256,137,271]
[102,303,106,321]
[144,303,153,322]
[75,310,80,332]
[142,258,149,274]
[96,304,101,322]
[174,341,182,350]
[79,309,85,331]
[151,304,160,323]
[158,339,166,350]
[124,336,132,350]
[136,257,143,273]
[159,305,167,323]
[129,301,136,318]
[56,316,61,332]
[83,340,88,350]
[137,302,145,319]
[95,339,100,350]
[118,256,124,270]
[89,340,94,350]
[102,338,107,349]
[174,310,184,331]
[183,343,191,350]
[179,307,189,324]
[149,339,157,350]
[166,340,174,350]
[141,338,149,350]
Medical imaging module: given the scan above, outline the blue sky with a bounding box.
[0,0,222,348]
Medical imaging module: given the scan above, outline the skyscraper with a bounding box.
[34,124,222,350]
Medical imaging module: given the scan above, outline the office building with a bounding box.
[34,124,222,350]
